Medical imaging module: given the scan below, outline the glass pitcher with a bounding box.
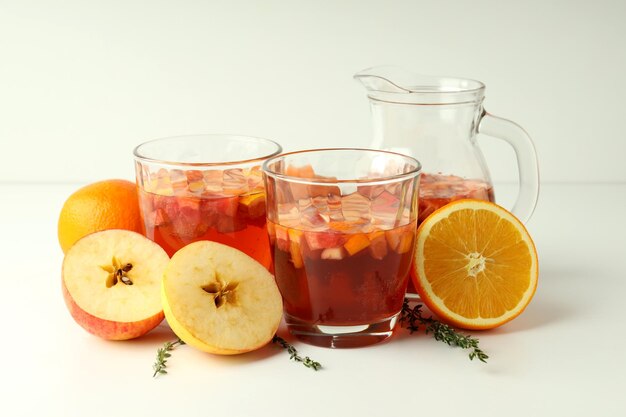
[354,66,539,225]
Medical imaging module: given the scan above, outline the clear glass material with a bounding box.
[354,65,539,225]
[263,148,421,348]
[134,134,282,269]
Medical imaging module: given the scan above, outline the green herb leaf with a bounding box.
[272,335,322,371]
[152,338,185,377]
[399,299,489,363]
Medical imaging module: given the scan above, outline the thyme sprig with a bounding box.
[272,335,322,371]
[400,299,489,363]
[152,338,186,377]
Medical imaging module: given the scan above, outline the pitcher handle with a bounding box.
[478,112,540,223]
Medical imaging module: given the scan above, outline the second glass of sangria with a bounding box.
[134,134,282,268]
[263,148,421,348]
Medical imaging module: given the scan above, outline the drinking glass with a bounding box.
[134,134,282,269]
[263,148,421,348]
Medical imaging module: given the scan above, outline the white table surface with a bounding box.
[1,183,624,416]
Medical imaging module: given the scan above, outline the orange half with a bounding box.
[412,200,538,330]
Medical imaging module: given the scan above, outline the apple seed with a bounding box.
[201,278,239,308]
[100,256,134,288]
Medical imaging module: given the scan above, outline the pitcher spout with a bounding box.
[354,65,485,105]
[353,66,413,94]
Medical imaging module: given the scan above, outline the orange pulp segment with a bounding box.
[412,199,538,330]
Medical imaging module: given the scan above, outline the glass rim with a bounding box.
[133,134,283,167]
[262,147,422,186]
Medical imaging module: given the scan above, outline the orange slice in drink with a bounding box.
[412,200,538,330]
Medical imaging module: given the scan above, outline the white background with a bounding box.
[1,0,625,184]
[2,2,626,416]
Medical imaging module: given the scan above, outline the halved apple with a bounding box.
[162,241,283,355]
[62,229,169,340]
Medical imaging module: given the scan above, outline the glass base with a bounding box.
[404,292,422,301]
[284,313,400,348]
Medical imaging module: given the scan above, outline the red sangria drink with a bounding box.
[419,173,495,224]
[263,149,421,348]
[134,135,282,267]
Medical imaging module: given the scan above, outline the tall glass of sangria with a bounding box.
[134,135,282,269]
[263,148,421,348]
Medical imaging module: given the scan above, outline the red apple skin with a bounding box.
[62,280,164,341]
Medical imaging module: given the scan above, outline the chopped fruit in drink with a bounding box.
[173,200,204,234]
[186,170,205,193]
[216,215,247,233]
[371,190,402,226]
[185,169,204,183]
[157,167,171,183]
[298,165,315,178]
[299,204,328,229]
[384,228,401,251]
[273,224,290,252]
[328,219,369,233]
[151,169,175,196]
[152,194,179,225]
[321,247,347,260]
[285,165,321,200]
[286,164,315,178]
[344,233,371,256]
[357,184,385,199]
[246,168,264,190]
[341,193,370,221]
[169,169,188,193]
[395,231,414,254]
[200,194,239,217]
[288,229,304,269]
[266,221,276,244]
[238,193,266,219]
[304,230,347,250]
[173,218,209,240]
[202,170,224,194]
[385,225,415,254]
[277,207,300,228]
[188,181,204,194]
[177,196,201,212]
[223,186,248,196]
[203,170,223,181]
[368,231,388,260]
[368,230,385,240]
[290,183,310,201]
[307,183,341,198]
[288,228,303,244]
[372,190,400,212]
[153,208,169,227]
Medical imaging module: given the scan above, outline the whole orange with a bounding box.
[58,179,144,253]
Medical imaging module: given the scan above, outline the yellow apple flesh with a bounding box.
[162,241,283,354]
[62,229,169,340]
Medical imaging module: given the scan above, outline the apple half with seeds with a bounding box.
[62,229,169,340]
[162,241,283,355]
